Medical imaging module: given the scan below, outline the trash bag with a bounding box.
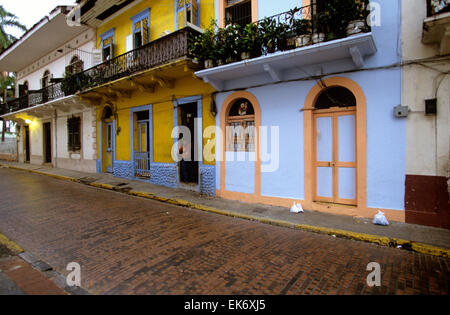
[290,202,304,213]
[373,210,389,226]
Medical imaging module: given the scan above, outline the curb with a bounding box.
[0,232,24,254]
[2,163,449,259]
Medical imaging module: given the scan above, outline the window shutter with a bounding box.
[67,118,73,151]
[192,0,198,26]
[126,34,133,52]
[67,117,81,152]
[74,117,81,151]
[142,19,149,45]
[110,44,115,59]
[92,49,102,66]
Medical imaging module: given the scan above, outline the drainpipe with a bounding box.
[54,109,58,168]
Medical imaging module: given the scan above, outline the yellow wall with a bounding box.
[96,75,216,166]
[97,0,215,56]
[95,0,216,169]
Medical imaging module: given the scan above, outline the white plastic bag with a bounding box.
[373,210,389,226]
[290,202,304,214]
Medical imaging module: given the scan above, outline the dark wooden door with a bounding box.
[24,126,30,163]
[43,122,52,164]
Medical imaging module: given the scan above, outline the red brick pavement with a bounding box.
[0,257,66,295]
[0,168,448,295]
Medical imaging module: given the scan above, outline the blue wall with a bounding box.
[213,0,405,210]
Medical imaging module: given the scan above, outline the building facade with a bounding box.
[197,0,407,222]
[402,0,450,228]
[0,0,448,228]
[69,0,217,195]
[0,6,98,172]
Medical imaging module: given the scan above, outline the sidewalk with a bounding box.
[0,235,67,295]
[1,160,449,258]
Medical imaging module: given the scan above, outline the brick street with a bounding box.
[0,168,448,295]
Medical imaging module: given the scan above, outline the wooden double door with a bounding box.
[313,109,357,205]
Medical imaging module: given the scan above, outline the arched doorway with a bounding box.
[303,77,367,210]
[219,91,261,198]
[102,105,115,173]
[313,86,357,205]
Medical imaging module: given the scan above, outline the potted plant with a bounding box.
[276,21,291,51]
[223,23,242,63]
[201,26,216,68]
[259,17,278,54]
[215,27,227,66]
[188,31,204,64]
[241,23,261,59]
[292,19,312,48]
[344,0,369,37]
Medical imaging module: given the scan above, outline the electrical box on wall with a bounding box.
[425,98,437,115]
[394,105,409,118]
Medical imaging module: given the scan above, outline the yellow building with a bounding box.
[71,0,216,194]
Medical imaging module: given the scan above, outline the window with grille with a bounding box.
[67,116,81,152]
[226,99,255,152]
[225,0,252,27]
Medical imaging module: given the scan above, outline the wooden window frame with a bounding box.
[100,28,115,62]
[226,107,255,153]
[67,116,82,153]
[175,0,200,30]
[219,0,258,28]
[131,9,150,49]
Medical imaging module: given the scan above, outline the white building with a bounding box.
[0,6,100,172]
[402,0,450,228]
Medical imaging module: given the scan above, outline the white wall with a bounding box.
[55,107,96,161]
[16,29,96,92]
[402,0,450,177]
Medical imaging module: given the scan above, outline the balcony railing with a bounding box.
[427,0,450,17]
[0,27,200,117]
[192,0,371,69]
[68,26,200,93]
[0,82,66,116]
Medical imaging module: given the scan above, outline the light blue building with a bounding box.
[197,0,406,222]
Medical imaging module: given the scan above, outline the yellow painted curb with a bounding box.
[2,163,449,258]
[0,233,24,254]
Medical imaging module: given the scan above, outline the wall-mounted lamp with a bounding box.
[25,119,32,124]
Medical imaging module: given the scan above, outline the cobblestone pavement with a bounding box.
[0,168,448,295]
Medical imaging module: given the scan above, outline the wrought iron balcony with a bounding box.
[67,26,200,93]
[0,82,66,116]
[193,0,371,70]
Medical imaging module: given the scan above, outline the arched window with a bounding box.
[315,86,356,109]
[67,55,84,74]
[226,98,255,152]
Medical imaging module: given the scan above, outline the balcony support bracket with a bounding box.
[203,76,224,91]
[263,64,283,82]
[349,46,364,68]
